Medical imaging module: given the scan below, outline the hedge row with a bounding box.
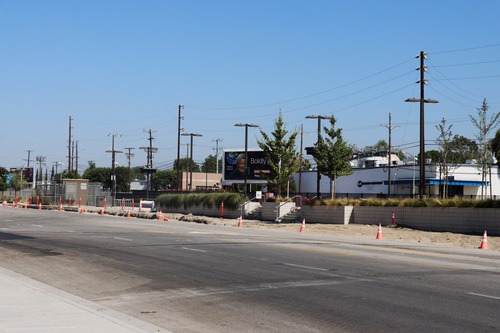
[307,196,500,208]
[155,193,247,210]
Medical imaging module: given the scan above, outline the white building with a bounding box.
[294,155,500,198]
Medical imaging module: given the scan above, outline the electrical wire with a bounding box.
[430,43,500,55]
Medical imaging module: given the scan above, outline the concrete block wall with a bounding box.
[300,205,353,224]
[157,204,240,219]
[393,208,500,235]
[301,206,499,235]
[351,207,395,226]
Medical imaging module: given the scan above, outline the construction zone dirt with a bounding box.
[166,213,499,252]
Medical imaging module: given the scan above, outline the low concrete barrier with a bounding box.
[299,205,500,235]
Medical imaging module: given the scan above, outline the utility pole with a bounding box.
[299,124,304,196]
[68,116,72,172]
[75,141,79,176]
[124,147,135,192]
[177,104,184,191]
[106,134,122,206]
[36,156,46,183]
[24,150,34,167]
[140,130,158,199]
[212,138,223,174]
[71,141,75,171]
[405,51,439,199]
[380,113,400,197]
[124,147,135,169]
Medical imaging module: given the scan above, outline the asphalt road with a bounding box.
[1,208,499,332]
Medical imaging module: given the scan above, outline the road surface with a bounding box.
[1,208,499,332]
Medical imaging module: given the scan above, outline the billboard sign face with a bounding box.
[223,150,271,184]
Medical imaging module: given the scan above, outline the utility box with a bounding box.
[62,179,89,204]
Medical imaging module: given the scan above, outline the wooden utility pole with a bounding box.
[380,113,399,197]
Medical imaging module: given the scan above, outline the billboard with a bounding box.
[223,150,271,184]
[7,168,34,184]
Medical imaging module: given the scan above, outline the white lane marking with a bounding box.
[468,292,500,300]
[113,237,133,242]
[32,224,43,228]
[182,247,207,253]
[282,263,329,272]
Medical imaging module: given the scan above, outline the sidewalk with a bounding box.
[0,267,169,333]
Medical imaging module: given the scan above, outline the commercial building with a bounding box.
[294,154,500,199]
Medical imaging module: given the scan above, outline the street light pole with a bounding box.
[177,104,184,192]
[234,123,259,197]
[405,51,438,199]
[182,133,203,191]
[305,115,332,199]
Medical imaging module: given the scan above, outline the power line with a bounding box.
[430,43,500,55]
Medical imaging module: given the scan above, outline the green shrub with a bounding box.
[155,193,246,211]
[423,197,443,207]
[362,197,384,206]
[383,198,400,207]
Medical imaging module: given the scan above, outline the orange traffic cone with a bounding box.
[157,211,163,221]
[126,211,131,218]
[59,203,63,211]
[80,206,85,214]
[100,208,105,215]
[163,216,169,221]
[24,203,27,209]
[38,203,42,210]
[299,218,306,232]
[376,224,383,240]
[237,215,243,227]
[2,201,6,207]
[479,230,488,250]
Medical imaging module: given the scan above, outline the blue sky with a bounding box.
[1,0,499,172]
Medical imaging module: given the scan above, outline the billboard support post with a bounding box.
[234,123,259,197]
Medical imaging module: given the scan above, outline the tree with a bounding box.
[434,118,453,198]
[490,129,500,167]
[82,167,111,187]
[301,159,313,171]
[173,158,200,172]
[469,99,500,198]
[82,167,132,192]
[0,166,8,198]
[115,166,134,192]
[151,170,177,190]
[131,166,146,180]
[257,112,300,197]
[449,135,478,163]
[201,154,222,173]
[311,116,353,198]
